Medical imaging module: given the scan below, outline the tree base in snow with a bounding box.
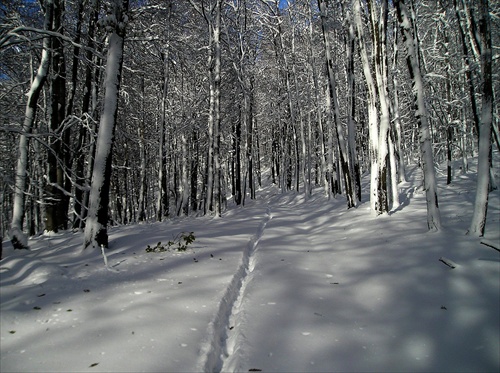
[96,228,109,249]
[9,228,29,250]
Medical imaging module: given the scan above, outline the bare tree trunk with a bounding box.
[10,0,53,248]
[157,48,169,221]
[83,0,129,249]
[454,0,480,140]
[391,20,407,183]
[234,108,243,204]
[45,0,67,233]
[395,0,441,231]
[469,0,493,236]
[276,5,298,193]
[137,77,147,222]
[306,3,327,196]
[370,0,393,213]
[354,0,379,213]
[318,0,354,208]
[247,88,256,200]
[73,0,100,229]
[346,7,361,203]
[198,0,222,216]
[213,0,222,216]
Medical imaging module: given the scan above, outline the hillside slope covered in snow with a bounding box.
[1,159,499,373]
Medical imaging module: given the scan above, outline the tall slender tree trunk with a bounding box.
[234,108,243,205]
[10,0,53,248]
[395,0,441,231]
[318,0,354,208]
[307,3,327,196]
[46,0,67,232]
[137,76,147,222]
[346,8,361,203]
[468,0,493,236]
[391,20,407,183]
[73,0,100,229]
[354,0,379,213]
[190,129,199,212]
[213,0,222,216]
[202,0,221,216]
[454,0,480,139]
[370,0,393,213]
[276,6,298,193]
[83,0,129,249]
[247,88,256,200]
[157,49,169,221]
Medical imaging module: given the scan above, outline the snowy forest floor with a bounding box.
[1,154,499,373]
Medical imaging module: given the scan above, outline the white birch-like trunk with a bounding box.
[395,0,441,231]
[469,0,493,236]
[353,0,379,213]
[213,0,222,216]
[370,0,392,213]
[137,124,147,221]
[177,133,190,216]
[391,20,407,183]
[83,0,128,249]
[10,0,53,248]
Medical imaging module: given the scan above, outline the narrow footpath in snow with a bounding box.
[204,186,500,373]
[198,206,272,372]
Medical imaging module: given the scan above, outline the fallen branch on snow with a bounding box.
[480,239,500,252]
[439,257,458,269]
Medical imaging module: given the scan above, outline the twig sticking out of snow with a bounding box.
[480,240,500,252]
[101,245,119,273]
[439,257,458,269]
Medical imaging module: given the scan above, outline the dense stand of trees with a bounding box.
[0,0,498,250]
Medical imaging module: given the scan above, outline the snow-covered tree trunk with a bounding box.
[468,0,493,236]
[83,0,129,249]
[346,8,362,203]
[395,0,441,231]
[286,4,307,198]
[391,20,407,183]
[276,8,298,193]
[306,3,327,197]
[213,0,222,216]
[353,0,379,214]
[10,0,53,249]
[247,89,256,201]
[176,133,190,216]
[137,113,147,221]
[73,0,100,229]
[454,0,480,138]
[318,0,355,208]
[369,0,393,213]
[194,0,221,216]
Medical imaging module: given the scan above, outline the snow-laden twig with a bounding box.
[101,245,119,273]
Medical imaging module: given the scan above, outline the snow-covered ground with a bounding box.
[1,158,499,373]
